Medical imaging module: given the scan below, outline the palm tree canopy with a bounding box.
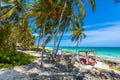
[0,0,96,51]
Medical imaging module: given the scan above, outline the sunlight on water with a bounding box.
[47,47,120,62]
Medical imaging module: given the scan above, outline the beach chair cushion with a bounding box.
[80,58,96,65]
[54,50,62,56]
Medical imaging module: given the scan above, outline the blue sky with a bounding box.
[33,0,120,47]
[80,0,120,47]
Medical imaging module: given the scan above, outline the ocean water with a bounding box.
[47,47,120,62]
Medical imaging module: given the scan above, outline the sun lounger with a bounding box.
[80,58,96,65]
[75,50,97,65]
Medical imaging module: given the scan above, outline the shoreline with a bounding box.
[46,47,120,63]
[46,48,120,70]
[62,50,120,68]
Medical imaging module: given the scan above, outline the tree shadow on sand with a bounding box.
[1,51,120,80]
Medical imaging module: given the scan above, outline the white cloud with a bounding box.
[35,21,120,47]
[80,24,120,47]
[59,22,120,47]
[85,21,120,28]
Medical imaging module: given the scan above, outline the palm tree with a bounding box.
[54,0,67,54]
[1,0,28,50]
[54,0,96,54]
[0,22,12,52]
[55,0,74,53]
[71,18,86,53]
[31,0,60,67]
[0,25,5,52]
[19,13,35,48]
[36,34,42,51]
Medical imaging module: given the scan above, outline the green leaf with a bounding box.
[2,7,16,19]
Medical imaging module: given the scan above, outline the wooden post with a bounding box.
[94,51,97,63]
[86,51,89,64]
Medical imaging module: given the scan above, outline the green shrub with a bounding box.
[0,49,35,68]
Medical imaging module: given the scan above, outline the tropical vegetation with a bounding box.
[0,49,35,68]
[0,0,96,67]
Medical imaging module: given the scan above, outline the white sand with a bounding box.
[84,61,110,70]
[0,50,120,80]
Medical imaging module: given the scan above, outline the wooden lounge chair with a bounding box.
[75,50,97,65]
[80,57,96,65]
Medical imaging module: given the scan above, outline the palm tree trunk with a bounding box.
[15,24,20,51]
[76,40,79,54]
[52,36,57,59]
[17,25,20,47]
[40,12,50,67]
[54,0,67,54]
[36,36,41,51]
[56,28,65,53]
[53,35,57,50]
[40,24,46,68]
[52,31,64,60]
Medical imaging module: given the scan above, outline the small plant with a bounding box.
[112,68,120,71]
[0,49,35,68]
[99,69,107,72]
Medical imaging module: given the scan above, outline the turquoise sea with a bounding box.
[47,47,120,62]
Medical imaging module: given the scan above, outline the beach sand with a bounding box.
[0,50,120,80]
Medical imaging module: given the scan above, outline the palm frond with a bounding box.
[2,7,15,19]
[88,0,96,12]
[75,0,86,20]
